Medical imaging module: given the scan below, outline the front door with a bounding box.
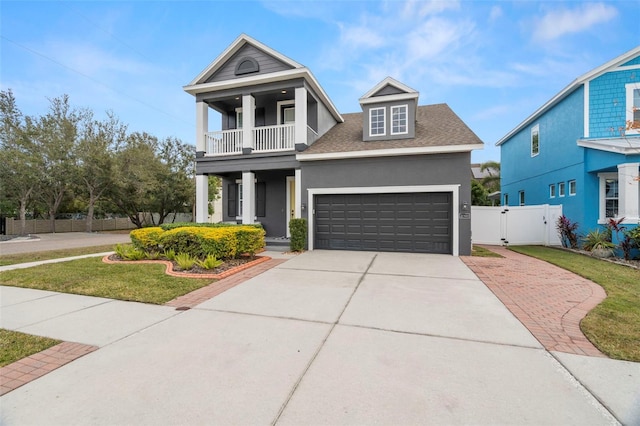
[286,176,295,238]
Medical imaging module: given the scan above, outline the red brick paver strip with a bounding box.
[0,342,97,396]
[461,245,607,357]
[165,258,288,308]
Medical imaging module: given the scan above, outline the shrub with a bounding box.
[621,226,640,260]
[289,218,307,252]
[130,227,164,252]
[114,243,146,261]
[582,229,615,251]
[175,253,197,270]
[159,227,205,258]
[197,254,223,270]
[557,215,579,249]
[235,226,266,256]
[163,249,177,261]
[160,222,264,231]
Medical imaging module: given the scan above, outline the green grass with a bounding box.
[0,245,118,267]
[0,257,213,304]
[509,246,640,362]
[0,329,61,367]
[472,245,503,257]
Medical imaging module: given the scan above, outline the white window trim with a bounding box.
[626,83,640,135]
[569,180,576,196]
[558,182,565,198]
[235,107,243,129]
[531,124,540,157]
[597,172,618,224]
[390,104,408,135]
[277,100,295,125]
[369,107,386,137]
[549,184,556,198]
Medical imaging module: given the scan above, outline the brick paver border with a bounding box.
[0,342,97,396]
[462,245,607,357]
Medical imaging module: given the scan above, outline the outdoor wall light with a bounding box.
[461,201,469,212]
[301,203,306,212]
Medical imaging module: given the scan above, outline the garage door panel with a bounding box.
[314,192,452,254]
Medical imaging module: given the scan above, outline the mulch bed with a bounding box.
[103,254,271,280]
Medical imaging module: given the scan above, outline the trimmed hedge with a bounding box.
[130,225,265,260]
[159,222,264,231]
[289,218,307,252]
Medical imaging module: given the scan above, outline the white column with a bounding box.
[242,171,255,224]
[295,87,307,148]
[195,175,209,223]
[294,169,302,218]
[242,95,255,153]
[618,163,640,221]
[196,101,208,153]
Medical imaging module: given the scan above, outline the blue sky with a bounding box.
[2,0,639,163]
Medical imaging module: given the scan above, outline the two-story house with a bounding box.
[498,46,640,234]
[184,34,483,255]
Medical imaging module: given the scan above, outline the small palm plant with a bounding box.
[196,254,223,270]
[175,253,197,270]
[582,229,615,257]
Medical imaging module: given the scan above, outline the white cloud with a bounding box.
[532,3,618,42]
[406,17,474,62]
[339,23,386,50]
[489,5,502,22]
[400,0,460,19]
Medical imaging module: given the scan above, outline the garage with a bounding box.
[313,192,452,254]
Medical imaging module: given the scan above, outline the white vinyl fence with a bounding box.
[471,205,563,246]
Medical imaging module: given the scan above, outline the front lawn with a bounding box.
[0,257,213,304]
[0,330,61,367]
[509,245,640,362]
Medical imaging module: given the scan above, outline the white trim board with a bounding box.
[297,144,484,161]
[307,184,460,256]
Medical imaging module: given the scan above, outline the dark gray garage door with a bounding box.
[314,192,452,254]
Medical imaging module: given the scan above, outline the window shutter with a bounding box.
[227,183,237,217]
[228,112,236,130]
[256,182,266,217]
[255,108,265,127]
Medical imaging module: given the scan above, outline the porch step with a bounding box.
[265,237,290,249]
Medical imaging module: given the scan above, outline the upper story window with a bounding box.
[626,83,640,134]
[391,105,408,135]
[569,180,576,196]
[370,107,385,136]
[549,184,556,198]
[558,182,565,197]
[503,193,509,206]
[518,190,525,206]
[236,108,243,129]
[531,124,540,157]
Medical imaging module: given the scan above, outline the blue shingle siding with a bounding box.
[589,68,640,138]
[621,56,640,67]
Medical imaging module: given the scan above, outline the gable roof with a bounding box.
[496,45,640,146]
[183,34,343,123]
[359,77,419,104]
[188,34,303,86]
[297,104,483,161]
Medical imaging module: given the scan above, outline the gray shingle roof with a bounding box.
[303,103,483,155]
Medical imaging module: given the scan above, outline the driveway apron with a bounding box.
[0,250,617,425]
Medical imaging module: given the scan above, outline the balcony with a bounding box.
[203,123,297,156]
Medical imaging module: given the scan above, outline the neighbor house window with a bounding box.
[558,182,565,197]
[531,124,540,157]
[598,173,619,221]
[626,83,640,134]
[391,105,408,135]
[370,107,385,136]
[518,191,525,206]
[549,184,556,198]
[503,193,509,206]
[569,180,576,196]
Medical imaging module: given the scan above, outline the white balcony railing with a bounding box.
[205,129,242,156]
[254,124,295,152]
[204,124,296,156]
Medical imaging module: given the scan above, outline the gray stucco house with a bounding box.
[184,34,483,255]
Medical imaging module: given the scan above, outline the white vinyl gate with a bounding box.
[471,205,563,246]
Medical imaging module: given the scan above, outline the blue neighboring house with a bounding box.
[498,46,640,236]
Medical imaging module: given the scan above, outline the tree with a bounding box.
[107,132,195,227]
[36,95,85,232]
[479,161,500,193]
[0,90,42,235]
[471,179,491,206]
[77,111,127,232]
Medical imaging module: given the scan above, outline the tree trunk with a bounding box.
[19,198,28,236]
[86,199,95,233]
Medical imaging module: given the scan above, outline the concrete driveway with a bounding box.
[0,250,617,425]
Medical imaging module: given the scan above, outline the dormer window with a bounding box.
[370,107,385,136]
[391,105,408,135]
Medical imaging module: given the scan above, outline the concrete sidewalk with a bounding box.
[1,250,637,424]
